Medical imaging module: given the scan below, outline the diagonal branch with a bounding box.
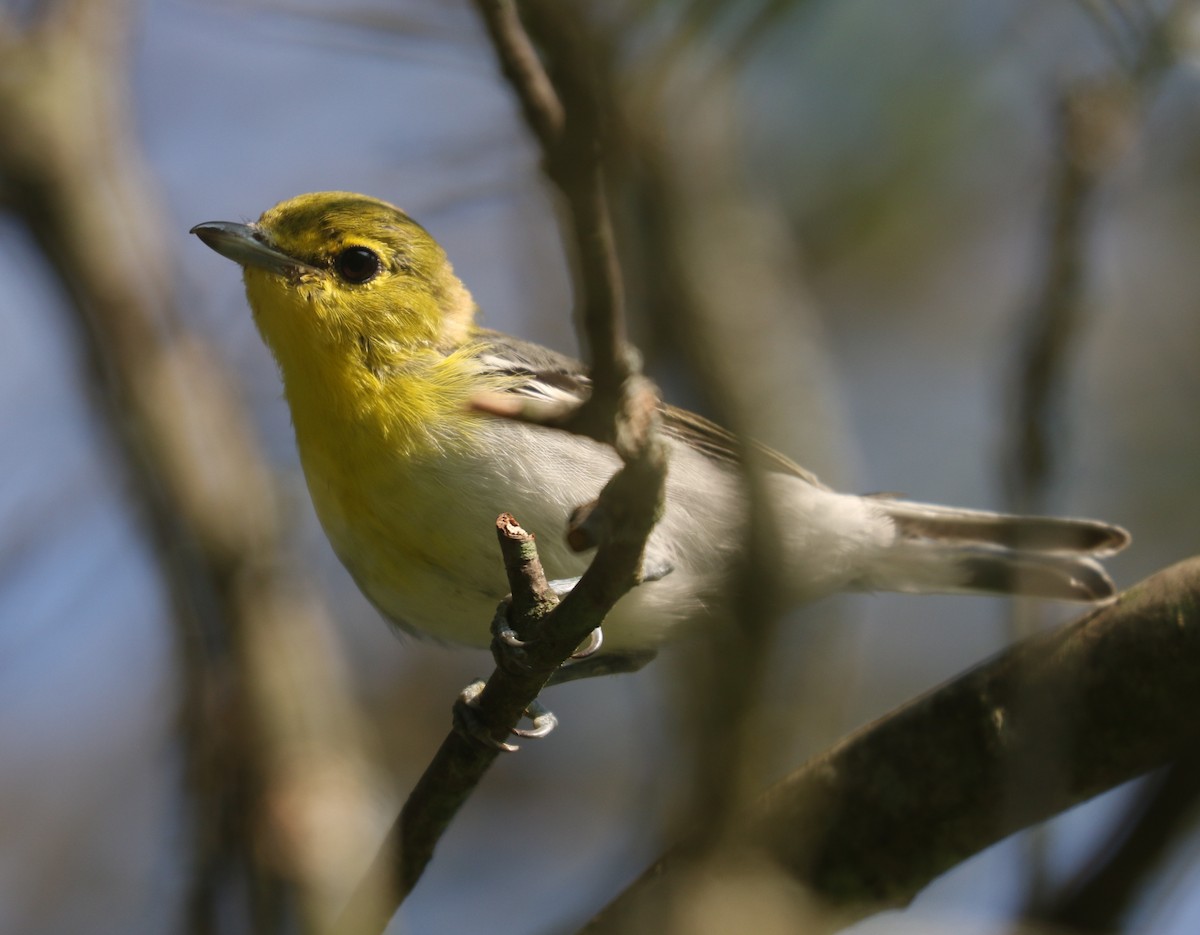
[337,414,666,934]
[470,0,632,443]
[583,558,1200,933]
[472,0,564,149]
[336,5,667,932]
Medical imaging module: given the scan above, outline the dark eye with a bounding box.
[334,247,381,284]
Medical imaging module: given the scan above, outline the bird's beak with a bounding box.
[190,221,319,276]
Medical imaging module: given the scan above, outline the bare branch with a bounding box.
[471,0,564,149]
[1004,79,1129,509]
[496,512,559,620]
[1008,0,1191,512]
[583,558,1200,932]
[472,0,632,437]
[1003,3,1191,905]
[336,6,668,931]
[337,407,666,932]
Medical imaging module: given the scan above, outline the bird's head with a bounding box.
[192,192,476,373]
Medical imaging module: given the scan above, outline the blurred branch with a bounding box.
[1004,79,1132,509]
[1030,753,1200,931]
[473,0,564,148]
[630,130,796,849]
[1004,0,1194,913]
[585,558,1200,933]
[657,0,829,74]
[471,0,634,441]
[1007,0,1191,509]
[610,28,848,874]
[0,2,378,933]
[723,0,825,65]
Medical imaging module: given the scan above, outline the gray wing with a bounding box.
[662,406,827,488]
[469,328,826,487]
[471,328,593,406]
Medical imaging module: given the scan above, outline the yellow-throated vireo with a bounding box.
[191,192,1129,676]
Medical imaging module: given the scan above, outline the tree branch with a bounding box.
[334,520,558,935]
[336,5,667,931]
[0,4,377,932]
[469,0,632,444]
[1031,751,1200,931]
[584,558,1200,932]
[1003,2,1191,907]
[337,416,666,933]
[472,0,564,150]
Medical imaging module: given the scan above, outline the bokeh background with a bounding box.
[2,0,1198,932]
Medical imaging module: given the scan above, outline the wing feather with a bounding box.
[467,328,826,488]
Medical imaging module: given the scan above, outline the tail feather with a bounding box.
[867,501,1129,603]
[957,548,1116,601]
[880,501,1130,555]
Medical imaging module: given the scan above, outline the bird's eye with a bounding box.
[334,247,381,284]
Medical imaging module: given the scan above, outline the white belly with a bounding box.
[300,418,892,650]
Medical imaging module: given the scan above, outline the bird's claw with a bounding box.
[491,585,603,669]
[511,699,558,739]
[453,679,557,751]
[490,599,534,675]
[453,679,519,752]
[571,626,603,659]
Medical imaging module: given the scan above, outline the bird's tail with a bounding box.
[865,500,1130,602]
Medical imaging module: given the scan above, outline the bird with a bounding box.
[191,191,1129,679]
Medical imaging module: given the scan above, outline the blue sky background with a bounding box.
[3,1,1199,932]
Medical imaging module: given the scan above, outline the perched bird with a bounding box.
[192,192,1129,676]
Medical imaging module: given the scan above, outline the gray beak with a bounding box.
[190,221,318,276]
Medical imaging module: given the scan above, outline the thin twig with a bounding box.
[497,512,559,620]
[471,0,564,149]
[335,517,561,935]
[337,410,666,932]
[336,5,667,931]
[471,0,632,435]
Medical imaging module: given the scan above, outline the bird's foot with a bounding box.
[453,679,558,751]
[511,699,558,739]
[491,586,603,674]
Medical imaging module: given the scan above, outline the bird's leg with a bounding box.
[469,558,671,747]
[541,568,666,684]
[453,678,520,752]
[539,558,665,682]
[510,699,558,739]
[464,598,558,745]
